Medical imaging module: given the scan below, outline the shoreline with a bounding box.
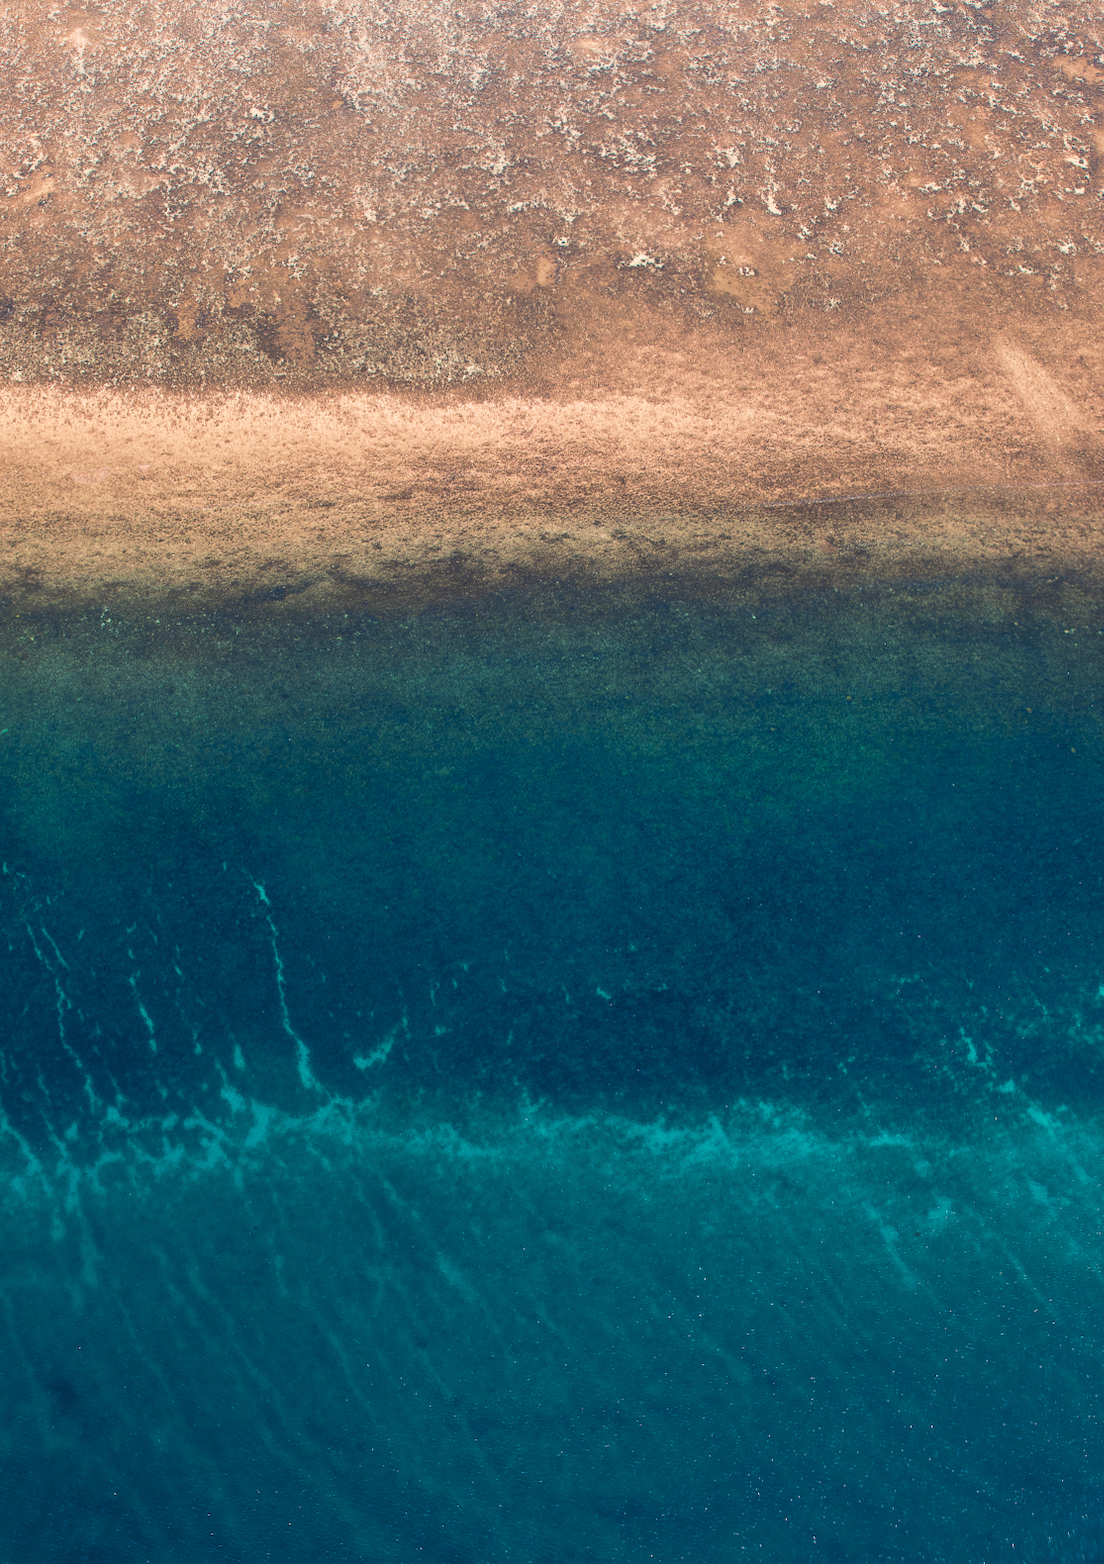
[2,329,1103,612]
[5,0,1103,615]
[3,494,1103,623]
[4,485,1103,615]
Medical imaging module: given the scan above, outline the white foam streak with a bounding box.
[129,974,158,1053]
[250,877,324,1095]
[25,922,101,1109]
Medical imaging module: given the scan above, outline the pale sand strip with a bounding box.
[2,328,1102,606]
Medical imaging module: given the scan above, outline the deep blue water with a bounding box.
[2,567,1103,1561]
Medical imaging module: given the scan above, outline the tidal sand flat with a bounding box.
[3,0,1104,1559]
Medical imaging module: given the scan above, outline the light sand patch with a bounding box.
[994,338,1085,449]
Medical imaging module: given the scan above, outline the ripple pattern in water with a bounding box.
[1,575,1102,1561]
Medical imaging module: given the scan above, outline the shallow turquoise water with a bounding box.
[1,569,1103,1561]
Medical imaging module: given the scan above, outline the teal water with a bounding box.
[1,567,1103,1561]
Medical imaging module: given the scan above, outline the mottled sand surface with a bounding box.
[2,0,1103,599]
[2,323,1102,608]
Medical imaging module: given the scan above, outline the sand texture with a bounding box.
[2,0,1103,598]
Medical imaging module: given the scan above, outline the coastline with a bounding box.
[2,312,1103,613]
[4,0,1103,608]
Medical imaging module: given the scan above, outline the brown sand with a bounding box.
[2,0,1103,601]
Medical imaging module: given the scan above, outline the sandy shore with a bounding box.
[4,0,1104,605]
[2,306,1102,609]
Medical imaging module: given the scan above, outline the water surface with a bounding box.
[2,563,1103,1561]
